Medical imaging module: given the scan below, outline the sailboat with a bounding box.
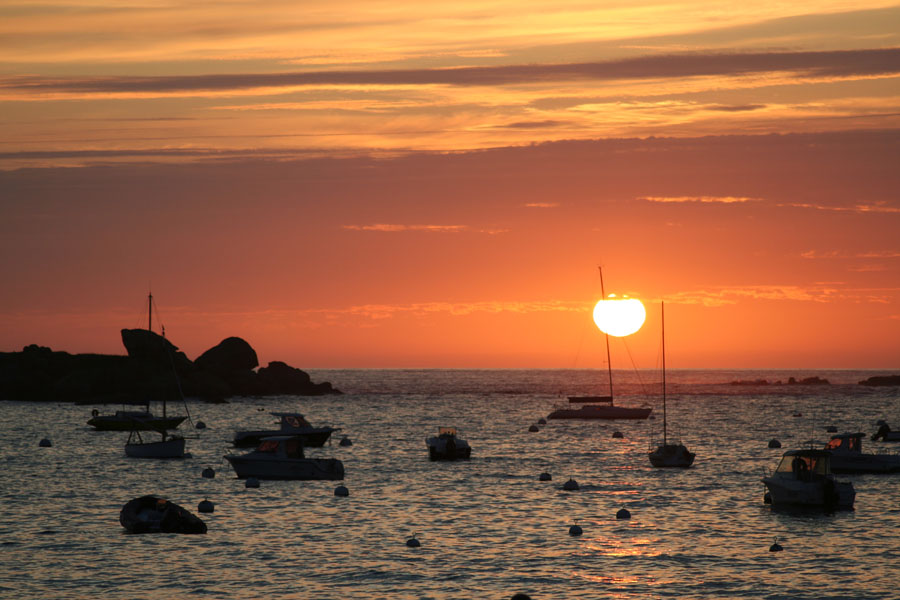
[124,293,188,459]
[548,268,652,420]
[648,302,695,468]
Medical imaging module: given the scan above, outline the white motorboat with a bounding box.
[232,412,338,447]
[825,432,900,473]
[649,302,695,468]
[224,435,345,480]
[426,427,472,461]
[762,449,855,509]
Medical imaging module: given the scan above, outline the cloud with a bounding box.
[666,285,900,307]
[801,250,900,259]
[640,196,759,204]
[523,202,559,208]
[342,224,466,233]
[781,201,900,213]
[4,48,897,97]
[706,104,767,112]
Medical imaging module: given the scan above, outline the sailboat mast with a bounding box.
[662,301,667,446]
[598,267,614,400]
[148,292,153,332]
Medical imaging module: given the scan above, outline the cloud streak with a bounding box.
[4,48,898,97]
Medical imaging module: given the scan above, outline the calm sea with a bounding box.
[2,369,899,600]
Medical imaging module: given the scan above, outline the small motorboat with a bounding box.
[119,495,207,534]
[825,432,900,473]
[232,412,339,447]
[548,401,652,420]
[762,449,855,510]
[426,427,472,461]
[224,435,344,480]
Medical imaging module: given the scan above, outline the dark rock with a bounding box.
[257,361,341,395]
[195,337,259,376]
[859,375,900,387]
[121,329,194,375]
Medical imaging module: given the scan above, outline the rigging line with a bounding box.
[165,340,194,428]
[619,336,652,396]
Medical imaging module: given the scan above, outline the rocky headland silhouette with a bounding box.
[0,329,340,403]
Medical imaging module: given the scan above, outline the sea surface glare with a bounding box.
[2,369,899,599]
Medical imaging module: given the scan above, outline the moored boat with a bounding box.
[119,495,207,534]
[232,412,338,447]
[426,427,472,460]
[762,449,855,509]
[548,402,652,420]
[88,408,185,431]
[648,302,694,468]
[224,435,344,480]
[125,427,186,459]
[825,432,900,473]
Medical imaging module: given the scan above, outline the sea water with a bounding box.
[1,369,899,599]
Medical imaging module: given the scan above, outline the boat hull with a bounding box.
[548,406,652,420]
[426,436,472,461]
[125,437,186,459]
[762,476,855,509]
[120,495,206,534]
[89,415,186,431]
[233,427,335,448]
[649,443,695,468]
[224,456,344,480]
[829,453,900,474]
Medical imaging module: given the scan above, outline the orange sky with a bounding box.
[1,2,898,368]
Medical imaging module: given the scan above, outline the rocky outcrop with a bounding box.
[859,375,900,387]
[0,333,341,402]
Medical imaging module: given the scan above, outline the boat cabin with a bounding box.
[256,436,305,458]
[438,427,458,438]
[272,412,313,430]
[774,449,833,480]
[826,433,865,453]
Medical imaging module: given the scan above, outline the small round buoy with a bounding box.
[612,431,623,438]
[769,537,783,552]
[768,439,781,448]
[568,524,583,536]
[528,424,539,432]
[793,413,802,418]
[245,477,260,488]
[764,492,772,504]
[537,418,547,425]
[334,485,349,497]
[826,425,837,433]
[616,508,631,520]
[198,499,215,513]
[406,535,420,548]
[562,478,579,491]
[511,595,532,600]
[339,436,352,447]
[539,472,552,481]
[196,421,207,430]
[202,467,215,479]
[39,438,52,447]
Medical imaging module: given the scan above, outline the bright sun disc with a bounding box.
[592,296,646,337]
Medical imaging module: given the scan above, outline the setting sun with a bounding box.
[592,295,647,337]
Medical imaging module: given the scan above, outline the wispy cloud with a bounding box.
[665,285,900,307]
[523,202,559,208]
[3,48,897,98]
[640,196,759,204]
[801,250,900,259]
[342,224,466,233]
[780,201,900,213]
